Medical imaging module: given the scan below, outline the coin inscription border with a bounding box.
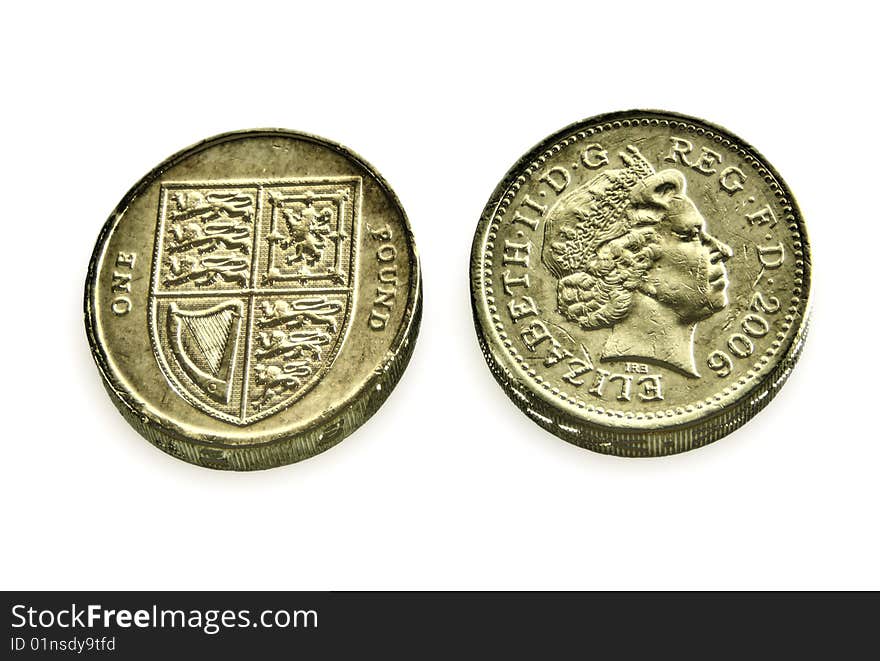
[480,116,807,422]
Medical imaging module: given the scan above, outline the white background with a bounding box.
[2,1,877,590]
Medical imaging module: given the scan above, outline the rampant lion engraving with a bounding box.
[278,206,334,266]
[265,190,348,284]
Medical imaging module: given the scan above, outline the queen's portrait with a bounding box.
[541,146,733,377]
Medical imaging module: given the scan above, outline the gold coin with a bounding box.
[85,129,421,470]
[470,110,810,456]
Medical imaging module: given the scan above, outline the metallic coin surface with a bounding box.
[470,110,810,456]
[86,129,421,470]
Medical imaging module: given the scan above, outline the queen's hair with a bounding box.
[541,156,686,330]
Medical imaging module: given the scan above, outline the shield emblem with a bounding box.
[149,177,360,425]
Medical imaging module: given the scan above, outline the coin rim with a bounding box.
[85,128,422,470]
[469,109,812,457]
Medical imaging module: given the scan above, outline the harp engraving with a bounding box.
[166,301,243,404]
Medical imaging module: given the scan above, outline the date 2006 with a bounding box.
[707,293,781,378]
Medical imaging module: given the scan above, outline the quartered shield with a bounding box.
[149,178,360,425]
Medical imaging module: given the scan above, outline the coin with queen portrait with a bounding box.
[471,110,811,456]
